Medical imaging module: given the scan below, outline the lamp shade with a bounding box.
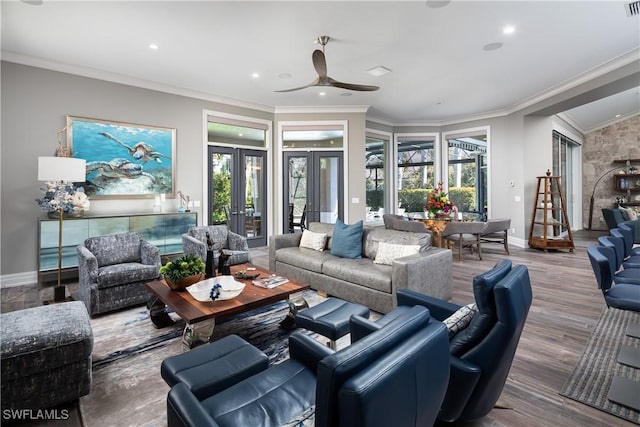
[38,156,86,183]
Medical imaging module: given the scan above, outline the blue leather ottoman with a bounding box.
[295,298,370,349]
[161,334,268,400]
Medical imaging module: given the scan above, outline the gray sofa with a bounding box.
[269,222,452,313]
[77,231,161,316]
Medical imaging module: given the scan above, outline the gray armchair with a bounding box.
[77,232,161,316]
[182,225,251,267]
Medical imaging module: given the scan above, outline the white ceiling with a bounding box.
[2,1,639,132]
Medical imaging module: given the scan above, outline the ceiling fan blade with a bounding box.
[328,77,379,92]
[274,78,320,92]
[312,49,328,79]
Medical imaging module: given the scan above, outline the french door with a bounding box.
[283,151,343,232]
[208,146,267,247]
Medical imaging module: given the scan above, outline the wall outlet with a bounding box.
[514,196,521,202]
[352,197,360,203]
[511,228,516,234]
[193,200,201,208]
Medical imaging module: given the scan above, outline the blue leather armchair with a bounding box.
[166,305,450,427]
[588,245,640,312]
[350,259,533,423]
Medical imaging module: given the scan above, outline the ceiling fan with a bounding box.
[275,36,379,93]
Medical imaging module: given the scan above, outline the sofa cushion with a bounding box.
[443,303,477,338]
[363,228,431,260]
[309,222,335,250]
[299,229,328,251]
[85,232,142,266]
[322,257,392,293]
[276,247,336,274]
[96,262,160,289]
[330,219,363,259]
[373,242,421,265]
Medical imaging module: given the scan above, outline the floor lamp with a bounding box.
[38,156,86,302]
[587,165,628,230]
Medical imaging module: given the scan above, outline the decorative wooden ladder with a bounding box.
[528,171,574,252]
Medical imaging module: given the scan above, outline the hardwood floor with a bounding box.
[439,243,636,427]
[1,235,636,426]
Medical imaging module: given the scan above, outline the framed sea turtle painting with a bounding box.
[67,116,176,198]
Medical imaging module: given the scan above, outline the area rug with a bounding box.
[80,290,328,427]
[560,308,640,424]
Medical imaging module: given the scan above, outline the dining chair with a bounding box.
[442,221,487,261]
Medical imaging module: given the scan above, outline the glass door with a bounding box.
[283,151,343,232]
[208,146,267,247]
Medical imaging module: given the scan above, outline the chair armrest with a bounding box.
[349,314,382,343]
[437,357,482,423]
[396,289,460,321]
[140,240,161,267]
[167,383,220,427]
[76,245,99,281]
[288,332,334,372]
[268,234,303,271]
[182,233,206,261]
[391,247,453,302]
[227,230,249,252]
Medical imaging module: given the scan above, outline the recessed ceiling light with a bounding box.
[251,72,260,79]
[483,42,503,51]
[615,114,621,118]
[278,73,292,79]
[503,26,516,35]
[319,92,326,97]
[238,133,244,137]
[149,43,159,50]
[367,66,392,77]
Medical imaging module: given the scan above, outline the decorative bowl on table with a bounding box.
[164,273,204,291]
[186,276,245,302]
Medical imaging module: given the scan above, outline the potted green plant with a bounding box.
[160,253,206,291]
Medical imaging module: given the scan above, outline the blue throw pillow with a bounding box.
[330,219,363,259]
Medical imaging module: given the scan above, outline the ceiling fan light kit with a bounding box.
[276,35,380,93]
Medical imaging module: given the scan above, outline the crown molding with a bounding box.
[1,51,276,114]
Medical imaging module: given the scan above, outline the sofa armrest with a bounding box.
[140,240,161,268]
[396,289,460,321]
[437,357,482,423]
[391,247,453,302]
[227,230,249,252]
[268,234,303,271]
[167,383,220,427]
[182,233,206,261]
[349,315,382,343]
[76,245,99,281]
[288,332,334,372]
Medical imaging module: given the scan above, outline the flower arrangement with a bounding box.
[36,181,90,214]
[425,182,457,216]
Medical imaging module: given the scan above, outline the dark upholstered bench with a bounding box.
[1,301,93,411]
[161,334,269,400]
[295,298,370,349]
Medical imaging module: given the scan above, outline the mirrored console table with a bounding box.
[38,212,197,286]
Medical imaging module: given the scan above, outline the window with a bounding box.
[394,133,439,213]
[365,130,390,220]
[552,130,580,230]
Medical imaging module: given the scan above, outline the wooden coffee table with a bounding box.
[145,263,310,351]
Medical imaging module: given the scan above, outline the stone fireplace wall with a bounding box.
[582,115,640,230]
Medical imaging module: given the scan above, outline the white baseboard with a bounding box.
[0,271,38,288]
[510,236,526,248]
